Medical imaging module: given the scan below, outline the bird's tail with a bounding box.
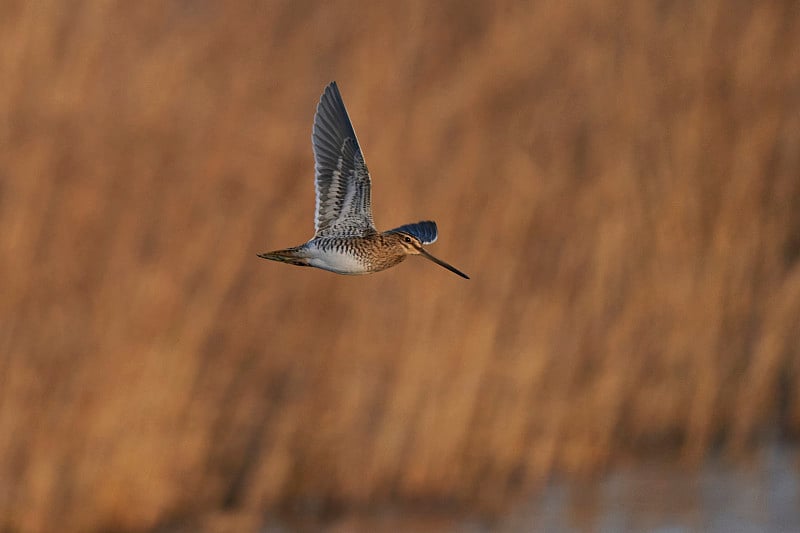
[257,247,311,267]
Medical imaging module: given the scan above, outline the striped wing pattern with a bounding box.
[312,82,376,237]
[386,220,439,245]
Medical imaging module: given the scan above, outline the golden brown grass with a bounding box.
[1,0,800,531]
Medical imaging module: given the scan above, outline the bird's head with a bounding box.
[395,232,424,255]
[385,226,469,279]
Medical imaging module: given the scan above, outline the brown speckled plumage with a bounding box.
[257,82,469,280]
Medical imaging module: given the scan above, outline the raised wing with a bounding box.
[386,220,438,245]
[312,82,376,237]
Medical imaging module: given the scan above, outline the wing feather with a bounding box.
[386,221,439,245]
[312,82,376,237]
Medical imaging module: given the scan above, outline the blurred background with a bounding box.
[2,0,800,531]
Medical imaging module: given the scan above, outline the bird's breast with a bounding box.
[305,238,405,274]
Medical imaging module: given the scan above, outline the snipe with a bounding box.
[258,82,469,280]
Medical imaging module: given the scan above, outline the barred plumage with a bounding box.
[258,82,469,280]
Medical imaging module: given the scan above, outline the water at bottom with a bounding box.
[261,441,798,532]
[497,441,799,533]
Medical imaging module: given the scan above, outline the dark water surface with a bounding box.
[264,442,799,532]
[497,442,799,533]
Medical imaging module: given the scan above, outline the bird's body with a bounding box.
[258,82,469,280]
[261,233,409,275]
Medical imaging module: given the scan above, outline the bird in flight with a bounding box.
[258,82,469,279]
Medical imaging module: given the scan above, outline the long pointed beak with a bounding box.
[417,247,470,279]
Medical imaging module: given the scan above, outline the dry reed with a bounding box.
[1,1,799,531]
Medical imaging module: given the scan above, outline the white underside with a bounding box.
[307,248,369,275]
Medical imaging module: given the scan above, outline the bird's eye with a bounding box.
[403,236,412,243]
